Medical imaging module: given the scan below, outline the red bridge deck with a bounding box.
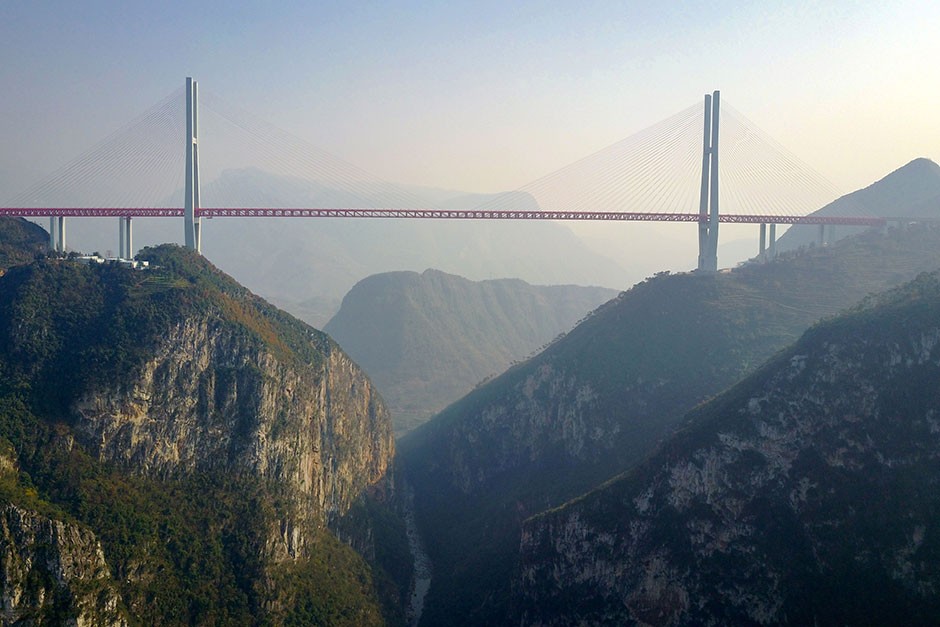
[0,207,891,226]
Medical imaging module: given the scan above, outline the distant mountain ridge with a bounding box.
[515,270,940,625]
[32,168,629,326]
[324,269,617,433]
[776,157,940,251]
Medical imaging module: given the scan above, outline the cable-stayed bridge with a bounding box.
[0,79,892,271]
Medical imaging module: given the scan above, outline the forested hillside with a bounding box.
[516,270,940,625]
[399,224,940,625]
[0,244,405,624]
[0,216,47,272]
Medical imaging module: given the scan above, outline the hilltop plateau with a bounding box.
[324,269,616,434]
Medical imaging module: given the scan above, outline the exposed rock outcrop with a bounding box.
[72,316,391,560]
[514,272,940,625]
[400,225,940,625]
[0,245,400,622]
[0,504,126,626]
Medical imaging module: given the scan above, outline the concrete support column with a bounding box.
[759,223,767,259]
[697,94,712,271]
[697,90,720,272]
[125,217,133,258]
[769,224,777,259]
[706,90,720,271]
[119,218,125,258]
[57,217,65,252]
[184,77,201,252]
[49,217,57,252]
[818,224,825,246]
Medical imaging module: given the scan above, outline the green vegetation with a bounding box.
[517,268,940,624]
[0,244,396,625]
[0,245,336,417]
[0,395,389,625]
[400,224,940,625]
[0,217,47,272]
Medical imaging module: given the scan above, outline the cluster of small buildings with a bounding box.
[73,255,150,269]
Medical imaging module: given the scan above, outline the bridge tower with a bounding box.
[697,90,720,272]
[184,77,201,252]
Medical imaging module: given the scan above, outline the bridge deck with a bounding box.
[0,207,889,226]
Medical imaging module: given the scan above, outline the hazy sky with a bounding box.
[2,0,938,199]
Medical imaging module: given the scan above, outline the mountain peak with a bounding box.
[775,158,940,251]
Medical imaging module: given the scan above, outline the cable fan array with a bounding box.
[4,85,852,221]
[7,88,186,209]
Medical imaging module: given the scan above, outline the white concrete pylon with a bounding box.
[184,77,201,252]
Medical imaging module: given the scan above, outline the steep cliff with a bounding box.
[0,445,126,626]
[0,245,401,624]
[399,224,940,625]
[515,271,940,625]
[71,314,389,558]
[325,269,616,433]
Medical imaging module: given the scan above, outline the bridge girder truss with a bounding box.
[0,207,889,227]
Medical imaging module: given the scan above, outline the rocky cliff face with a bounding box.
[403,226,940,503]
[399,225,940,625]
[0,446,126,626]
[0,504,127,626]
[515,272,940,625]
[0,245,401,623]
[72,315,391,560]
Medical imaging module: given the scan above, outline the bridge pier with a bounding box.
[184,77,201,253]
[49,216,66,253]
[815,224,837,246]
[118,217,133,258]
[758,223,778,261]
[697,90,720,272]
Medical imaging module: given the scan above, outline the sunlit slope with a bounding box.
[0,245,401,625]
